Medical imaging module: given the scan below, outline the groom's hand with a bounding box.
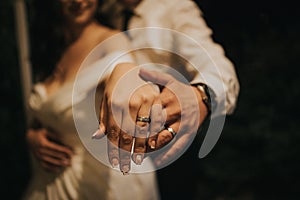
[139,68,208,166]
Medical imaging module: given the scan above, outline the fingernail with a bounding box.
[92,129,104,139]
[121,165,130,175]
[111,158,119,168]
[135,154,143,165]
[92,130,99,139]
[150,140,156,149]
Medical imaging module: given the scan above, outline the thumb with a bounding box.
[92,99,106,139]
[139,68,174,86]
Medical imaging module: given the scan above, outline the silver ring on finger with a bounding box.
[165,126,177,138]
[136,116,151,123]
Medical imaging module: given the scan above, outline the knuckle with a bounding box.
[152,92,159,99]
[140,94,150,103]
[134,145,145,153]
[159,132,172,144]
[108,148,119,158]
[134,137,146,147]
[143,92,157,102]
[129,99,139,109]
[166,95,176,103]
[134,142,146,151]
[107,126,119,140]
[121,134,132,145]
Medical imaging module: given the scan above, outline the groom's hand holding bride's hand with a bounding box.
[94,66,208,173]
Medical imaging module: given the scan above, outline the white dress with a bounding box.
[22,51,160,200]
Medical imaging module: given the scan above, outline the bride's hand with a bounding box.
[26,128,74,172]
[93,63,162,174]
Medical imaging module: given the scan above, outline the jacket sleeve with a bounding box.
[170,0,240,115]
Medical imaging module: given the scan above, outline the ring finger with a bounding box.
[133,97,153,165]
[147,98,164,151]
[155,122,180,150]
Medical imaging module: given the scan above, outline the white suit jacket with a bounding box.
[102,0,240,115]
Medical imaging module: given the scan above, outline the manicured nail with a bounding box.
[150,140,156,149]
[135,154,143,165]
[111,158,119,168]
[121,165,130,175]
[92,129,104,139]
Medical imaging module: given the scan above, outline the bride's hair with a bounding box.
[29,0,104,82]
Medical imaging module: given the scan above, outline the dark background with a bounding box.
[1,0,299,199]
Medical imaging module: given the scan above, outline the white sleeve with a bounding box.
[170,0,240,115]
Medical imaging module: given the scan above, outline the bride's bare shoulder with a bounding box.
[92,24,122,40]
[94,25,131,51]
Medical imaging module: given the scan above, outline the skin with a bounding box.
[27,0,119,171]
[95,66,208,170]
[27,0,160,173]
[96,64,161,173]
[26,128,74,171]
[97,0,209,169]
[28,0,208,173]
[139,69,208,166]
